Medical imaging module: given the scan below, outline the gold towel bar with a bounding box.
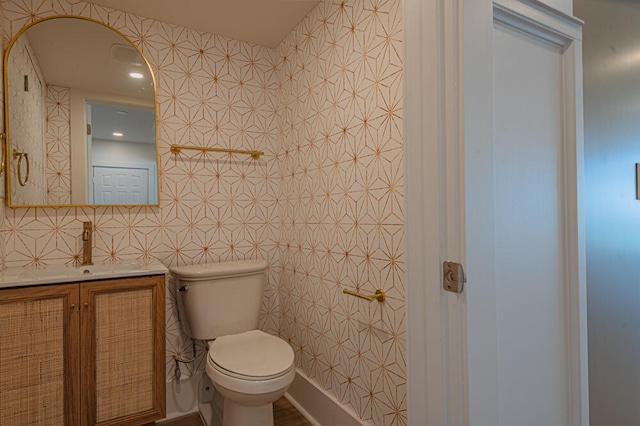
[170,144,264,159]
[343,288,386,303]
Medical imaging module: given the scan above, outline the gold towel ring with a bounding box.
[13,149,29,186]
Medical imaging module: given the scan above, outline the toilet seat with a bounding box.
[208,330,294,381]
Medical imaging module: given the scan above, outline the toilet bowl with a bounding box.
[170,260,296,426]
[206,330,295,426]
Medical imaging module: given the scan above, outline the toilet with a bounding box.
[170,260,295,426]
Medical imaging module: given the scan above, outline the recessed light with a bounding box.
[113,132,123,137]
[129,72,144,79]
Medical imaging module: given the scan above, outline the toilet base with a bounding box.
[206,355,296,426]
[223,399,273,426]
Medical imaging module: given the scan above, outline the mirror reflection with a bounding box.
[4,17,158,207]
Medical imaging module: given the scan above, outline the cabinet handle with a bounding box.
[84,303,89,308]
[71,304,76,309]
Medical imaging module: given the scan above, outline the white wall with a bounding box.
[92,139,156,167]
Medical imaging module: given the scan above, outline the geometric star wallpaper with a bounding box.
[1,0,406,424]
[45,85,72,204]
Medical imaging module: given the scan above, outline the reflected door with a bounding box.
[93,166,149,204]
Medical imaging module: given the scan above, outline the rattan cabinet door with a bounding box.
[0,284,80,426]
[80,275,165,426]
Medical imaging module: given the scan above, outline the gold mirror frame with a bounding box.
[3,16,160,208]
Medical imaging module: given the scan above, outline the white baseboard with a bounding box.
[165,370,363,426]
[285,370,364,426]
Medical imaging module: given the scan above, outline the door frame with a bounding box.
[404,0,588,424]
[404,0,466,424]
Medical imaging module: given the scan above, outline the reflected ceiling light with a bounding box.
[129,72,144,79]
[113,132,123,137]
[116,110,128,115]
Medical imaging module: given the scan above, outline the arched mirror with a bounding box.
[4,16,159,207]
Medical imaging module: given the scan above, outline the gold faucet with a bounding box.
[81,221,93,266]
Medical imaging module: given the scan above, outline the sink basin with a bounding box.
[1,261,167,289]
[21,262,154,281]
[74,262,145,275]
[24,265,83,279]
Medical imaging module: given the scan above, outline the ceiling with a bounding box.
[83,0,320,48]
[26,18,153,101]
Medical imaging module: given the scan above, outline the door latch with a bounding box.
[443,261,465,293]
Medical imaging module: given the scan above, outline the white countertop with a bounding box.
[0,260,168,289]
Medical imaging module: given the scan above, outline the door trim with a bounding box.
[404,0,465,424]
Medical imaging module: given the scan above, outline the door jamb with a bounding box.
[404,0,466,424]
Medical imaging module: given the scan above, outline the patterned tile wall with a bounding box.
[1,1,406,425]
[276,2,406,425]
[45,85,71,204]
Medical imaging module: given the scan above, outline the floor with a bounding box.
[157,396,311,426]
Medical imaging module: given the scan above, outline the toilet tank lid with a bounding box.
[169,259,268,279]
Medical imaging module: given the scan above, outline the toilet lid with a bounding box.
[209,330,294,379]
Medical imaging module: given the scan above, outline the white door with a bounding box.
[475,25,566,425]
[93,166,149,204]
[463,2,588,426]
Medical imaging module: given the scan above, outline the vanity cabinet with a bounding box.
[0,275,165,426]
[0,283,78,425]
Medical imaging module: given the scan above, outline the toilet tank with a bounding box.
[170,259,268,341]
